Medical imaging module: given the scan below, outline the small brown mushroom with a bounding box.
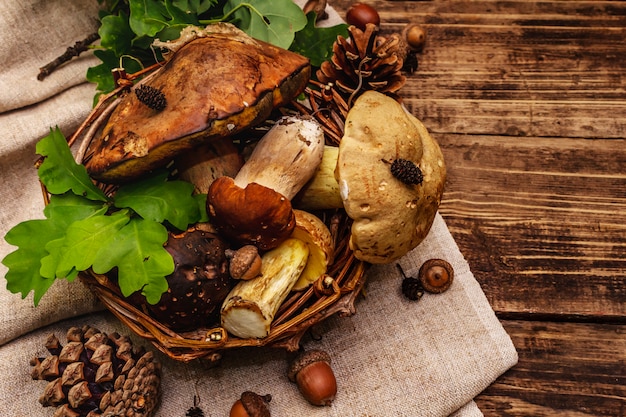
[288,350,337,406]
[419,259,454,293]
[138,223,234,331]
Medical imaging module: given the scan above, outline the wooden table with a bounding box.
[332,1,626,415]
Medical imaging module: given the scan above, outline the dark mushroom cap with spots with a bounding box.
[142,223,234,331]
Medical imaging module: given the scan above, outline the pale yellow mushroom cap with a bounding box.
[336,91,446,264]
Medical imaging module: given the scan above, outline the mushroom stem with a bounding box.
[234,115,325,199]
[293,145,342,211]
[221,238,309,339]
[175,137,244,194]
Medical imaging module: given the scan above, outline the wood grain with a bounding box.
[477,320,626,416]
[331,0,626,415]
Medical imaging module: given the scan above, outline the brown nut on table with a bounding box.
[419,259,454,293]
[229,391,272,417]
[288,350,337,406]
[403,23,427,52]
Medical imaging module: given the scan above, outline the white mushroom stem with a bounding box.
[221,238,309,339]
[234,115,325,199]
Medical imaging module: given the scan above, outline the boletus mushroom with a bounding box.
[207,115,325,251]
[221,238,310,339]
[295,90,446,264]
[83,24,311,183]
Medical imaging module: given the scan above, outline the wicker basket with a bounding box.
[44,79,369,363]
[77,213,368,363]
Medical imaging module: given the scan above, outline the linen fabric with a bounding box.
[0,1,517,416]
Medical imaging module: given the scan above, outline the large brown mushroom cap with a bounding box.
[207,176,296,251]
[336,91,446,264]
[84,24,310,183]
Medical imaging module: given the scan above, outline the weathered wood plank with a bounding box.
[475,320,626,416]
[437,133,626,318]
[334,1,626,138]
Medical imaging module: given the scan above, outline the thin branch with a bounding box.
[37,32,100,81]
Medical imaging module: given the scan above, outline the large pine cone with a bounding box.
[30,325,161,417]
[317,23,406,99]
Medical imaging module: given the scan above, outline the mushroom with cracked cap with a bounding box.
[294,90,446,264]
[83,24,311,183]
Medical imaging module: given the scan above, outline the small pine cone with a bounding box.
[391,159,424,185]
[30,325,161,417]
[317,23,406,99]
[135,85,167,111]
[402,277,424,301]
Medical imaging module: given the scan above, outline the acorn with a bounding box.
[402,23,427,52]
[229,391,272,417]
[419,258,454,293]
[288,350,337,406]
[346,3,381,30]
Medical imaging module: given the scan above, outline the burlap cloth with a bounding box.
[0,1,517,415]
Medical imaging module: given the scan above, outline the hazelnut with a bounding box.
[403,23,427,52]
[288,350,337,406]
[419,259,454,293]
[229,391,271,417]
[346,3,380,30]
[226,245,262,280]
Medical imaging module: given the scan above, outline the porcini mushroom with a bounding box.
[139,223,234,331]
[220,238,310,339]
[207,115,325,250]
[84,24,311,183]
[295,91,446,264]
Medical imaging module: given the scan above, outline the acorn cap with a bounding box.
[419,258,454,293]
[287,350,332,382]
[240,391,272,417]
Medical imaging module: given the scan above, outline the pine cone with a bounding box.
[30,325,161,417]
[317,23,406,99]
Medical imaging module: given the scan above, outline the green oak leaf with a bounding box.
[291,12,348,67]
[48,210,131,279]
[36,128,108,202]
[113,171,199,230]
[223,0,307,49]
[92,217,173,304]
[99,11,134,56]
[194,193,209,223]
[2,193,109,304]
[173,0,218,15]
[43,192,110,225]
[2,219,64,305]
[129,0,170,37]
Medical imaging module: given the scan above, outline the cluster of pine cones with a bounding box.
[30,325,161,417]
